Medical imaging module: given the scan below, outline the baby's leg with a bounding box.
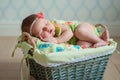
[101,28,109,42]
[75,23,107,47]
[95,24,109,43]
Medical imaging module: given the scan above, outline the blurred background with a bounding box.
[0,0,120,80]
[0,0,120,36]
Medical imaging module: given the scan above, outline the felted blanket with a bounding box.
[13,36,117,67]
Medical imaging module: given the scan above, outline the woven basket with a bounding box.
[26,49,114,80]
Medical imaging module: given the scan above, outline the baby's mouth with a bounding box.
[50,29,55,36]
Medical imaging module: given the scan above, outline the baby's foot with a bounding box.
[93,40,108,48]
[77,41,92,48]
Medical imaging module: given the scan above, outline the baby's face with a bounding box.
[32,19,55,40]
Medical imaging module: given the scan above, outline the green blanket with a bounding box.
[13,36,117,66]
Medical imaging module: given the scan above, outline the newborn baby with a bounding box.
[21,12,109,48]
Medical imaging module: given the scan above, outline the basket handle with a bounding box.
[21,32,36,52]
[95,24,108,30]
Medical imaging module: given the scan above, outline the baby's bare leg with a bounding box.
[101,28,109,42]
[75,23,107,47]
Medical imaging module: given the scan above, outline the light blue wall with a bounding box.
[0,0,120,36]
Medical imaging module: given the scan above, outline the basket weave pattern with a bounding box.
[27,54,111,80]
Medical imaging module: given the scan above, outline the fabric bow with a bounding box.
[37,12,44,19]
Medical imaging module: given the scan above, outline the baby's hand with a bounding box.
[43,37,57,43]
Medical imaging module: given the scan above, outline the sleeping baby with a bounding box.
[21,12,109,49]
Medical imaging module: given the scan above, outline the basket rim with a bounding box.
[34,48,115,67]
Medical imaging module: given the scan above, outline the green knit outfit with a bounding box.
[52,21,103,45]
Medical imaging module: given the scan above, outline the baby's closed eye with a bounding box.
[43,27,48,31]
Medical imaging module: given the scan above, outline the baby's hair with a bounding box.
[21,14,37,33]
[21,12,45,35]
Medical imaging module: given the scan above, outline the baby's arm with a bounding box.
[55,24,73,43]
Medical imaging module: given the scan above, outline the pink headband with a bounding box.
[30,12,44,35]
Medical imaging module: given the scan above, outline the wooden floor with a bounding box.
[0,36,120,80]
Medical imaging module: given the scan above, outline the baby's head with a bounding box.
[21,12,45,34]
[21,12,55,40]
